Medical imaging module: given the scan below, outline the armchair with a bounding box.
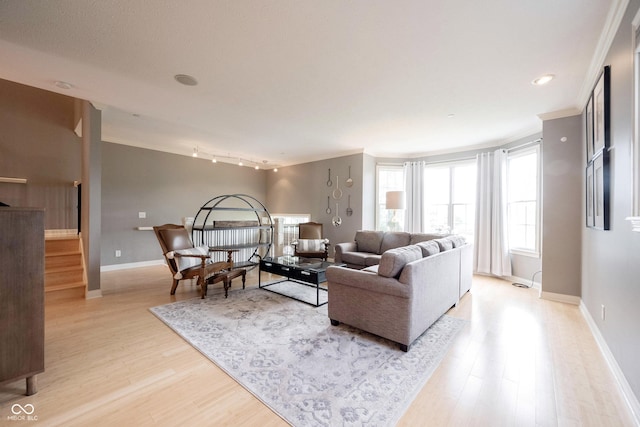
[292,222,330,261]
[153,224,246,299]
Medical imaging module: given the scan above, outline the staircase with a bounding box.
[45,235,86,299]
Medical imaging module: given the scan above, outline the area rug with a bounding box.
[150,288,466,426]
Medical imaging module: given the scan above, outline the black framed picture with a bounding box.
[586,162,594,227]
[593,65,610,156]
[585,95,594,162]
[593,151,610,230]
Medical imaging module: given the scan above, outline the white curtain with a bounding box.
[474,149,512,277]
[403,161,425,233]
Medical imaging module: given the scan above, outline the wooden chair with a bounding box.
[292,222,330,261]
[153,224,246,298]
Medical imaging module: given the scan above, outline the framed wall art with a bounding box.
[593,151,610,230]
[584,65,611,231]
[592,65,610,156]
[585,95,594,162]
[586,162,595,227]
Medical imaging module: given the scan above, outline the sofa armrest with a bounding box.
[334,242,357,263]
[326,265,409,299]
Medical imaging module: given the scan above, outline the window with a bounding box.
[506,147,540,254]
[376,164,404,231]
[423,161,476,241]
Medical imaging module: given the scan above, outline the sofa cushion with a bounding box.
[409,233,447,245]
[433,238,454,252]
[380,232,411,253]
[340,251,372,266]
[416,240,441,257]
[355,230,384,254]
[377,245,423,278]
[364,254,382,266]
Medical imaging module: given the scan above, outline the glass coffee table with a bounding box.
[259,256,345,306]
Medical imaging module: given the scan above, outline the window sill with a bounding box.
[509,249,540,258]
[625,216,640,232]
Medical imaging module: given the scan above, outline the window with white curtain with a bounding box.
[423,161,476,240]
[506,147,540,254]
[376,164,404,231]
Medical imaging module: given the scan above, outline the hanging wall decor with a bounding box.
[585,65,611,230]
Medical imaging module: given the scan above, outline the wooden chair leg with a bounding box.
[198,276,206,299]
[170,279,179,295]
[223,279,231,298]
[241,270,246,289]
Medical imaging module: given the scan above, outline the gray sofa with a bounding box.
[326,235,473,351]
[334,230,447,269]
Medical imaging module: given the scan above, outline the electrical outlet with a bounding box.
[601,304,606,321]
[138,211,146,219]
[115,250,121,258]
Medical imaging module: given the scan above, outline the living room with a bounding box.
[1,1,640,425]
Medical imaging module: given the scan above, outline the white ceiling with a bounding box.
[0,0,618,167]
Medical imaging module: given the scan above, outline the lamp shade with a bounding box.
[386,191,405,210]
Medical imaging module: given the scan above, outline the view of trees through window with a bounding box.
[507,148,539,253]
[376,165,404,232]
[424,162,476,241]
[376,149,539,254]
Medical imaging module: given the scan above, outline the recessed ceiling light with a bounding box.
[447,114,455,118]
[174,74,198,86]
[54,81,73,90]
[532,74,555,85]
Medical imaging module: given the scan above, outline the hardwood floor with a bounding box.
[0,266,636,426]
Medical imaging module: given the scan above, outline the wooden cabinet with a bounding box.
[0,207,45,395]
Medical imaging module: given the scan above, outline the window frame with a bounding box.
[375,163,404,231]
[423,159,476,239]
[506,145,541,257]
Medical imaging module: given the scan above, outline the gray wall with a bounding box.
[101,142,268,265]
[581,0,640,400]
[541,115,583,297]
[0,79,80,229]
[266,153,365,256]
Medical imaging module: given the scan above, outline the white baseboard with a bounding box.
[85,289,102,299]
[540,291,581,305]
[508,275,541,290]
[580,302,640,426]
[101,259,166,272]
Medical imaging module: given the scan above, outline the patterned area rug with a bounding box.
[150,288,466,426]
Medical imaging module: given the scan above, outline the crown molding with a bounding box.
[577,0,630,107]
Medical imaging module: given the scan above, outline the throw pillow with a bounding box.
[377,245,422,278]
[296,239,324,252]
[447,235,467,248]
[433,238,454,252]
[416,240,440,257]
[173,246,210,272]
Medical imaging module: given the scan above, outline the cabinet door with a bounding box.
[0,208,45,385]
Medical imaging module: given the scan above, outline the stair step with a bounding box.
[44,235,84,299]
[45,282,86,293]
[45,251,83,269]
[45,266,84,286]
[45,237,81,254]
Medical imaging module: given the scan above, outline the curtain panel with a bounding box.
[474,150,512,277]
[403,161,425,233]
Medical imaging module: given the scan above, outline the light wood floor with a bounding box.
[0,266,636,426]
